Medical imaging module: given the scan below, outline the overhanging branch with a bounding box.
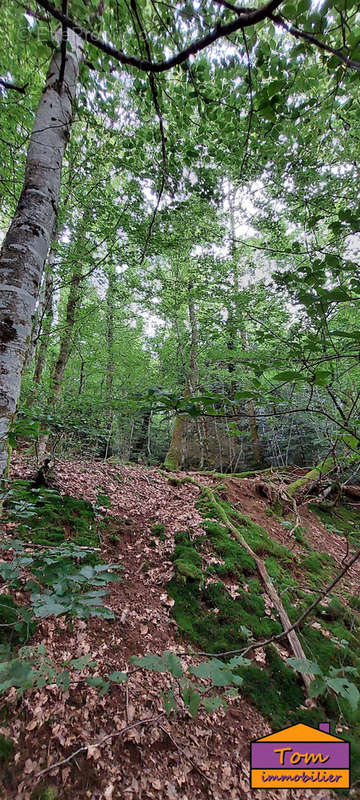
[35,0,283,73]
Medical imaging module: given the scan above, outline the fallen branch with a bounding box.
[159,724,212,785]
[191,467,275,479]
[196,545,360,659]
[188,478,314,690]
[35,712,165,779]
[286,457,336,498]
[0,77,28,94]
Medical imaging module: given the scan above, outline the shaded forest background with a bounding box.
[0,0,360,476]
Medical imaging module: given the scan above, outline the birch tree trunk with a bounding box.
[0,29,83,479]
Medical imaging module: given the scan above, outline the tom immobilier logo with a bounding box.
[250,721,350,789]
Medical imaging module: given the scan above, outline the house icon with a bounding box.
[250,722,350,789]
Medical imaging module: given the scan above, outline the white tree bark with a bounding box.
[0,30,83,479]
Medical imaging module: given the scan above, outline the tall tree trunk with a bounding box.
[133,409,152,460]
[164,413,186,471]
[240,330,262,466]
[0,29,83,479]
[164,279,206,471]
[104,264,115,458]
[37,257,83,460]
[188,285,207,468]
[51,260,83,400]
[228,190,262,467]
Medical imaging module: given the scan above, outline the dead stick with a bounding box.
[159,725,212,785]
[35,713,165,779]
[188,479,314,690]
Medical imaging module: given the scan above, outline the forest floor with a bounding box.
[1,455,359,800]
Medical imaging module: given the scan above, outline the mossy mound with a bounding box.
[201,520,256,577]
[5,480,97,547]
[172,531,203,582]
[151,523,165,539]
[196,494,292,562]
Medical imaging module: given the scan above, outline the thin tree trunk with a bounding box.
[188,285,207,468]
[240,330,262,466]
[104,264,116,457]
[37,257,83,460]
[52,260,83,399]
[0,29,83,479]
[134,409,152,459]
[25,229,61,406]
[228,191,262,466]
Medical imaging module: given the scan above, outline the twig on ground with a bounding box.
[34,713,165,779]
[159,724,212,785]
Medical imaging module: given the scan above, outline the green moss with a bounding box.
[0,734,13,764]
[5,481,97,547]
[198,491,292,563]
[293,526,309,547]
[303,554,324,573]
[240,646,304,728]
[350,595,360,612]
[151,523,165,537]
[175,560,203,580]
[300,626,339,673]
[317,597,349,622]
[172,531,203,582]
[31,787,57,800]
[264,556,284,580]
[202,519,256,577]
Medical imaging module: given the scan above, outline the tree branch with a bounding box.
[199,544,360,659]
[270,12,360,72]
[0,77,28,94]
[58,0,68,87]
[35,0,283,73]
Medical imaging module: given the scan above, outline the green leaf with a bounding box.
[161,689,178,716]
[86,676,110,695]
[130,651,183,677]
[273,370,306,383]
[326,678,360,711]
[308,677,327,698]
[107,671,128,683]
[69,655,97,669]
[189,659,241,687]
[286,658,323,675]
[202,695,227,712]
[182,685,201,717]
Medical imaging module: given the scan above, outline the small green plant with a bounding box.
[0,541,122,621]
[287,657,360,711]
[130,650,249,717]
[0,733,13,764]
[151,523,165,539]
